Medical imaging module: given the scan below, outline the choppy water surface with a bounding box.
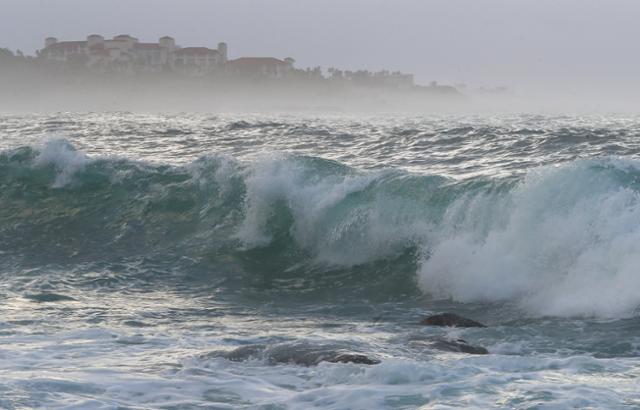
[1,112,640,409]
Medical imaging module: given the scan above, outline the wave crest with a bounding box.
[419,158,640,318]
[3,141,640,317]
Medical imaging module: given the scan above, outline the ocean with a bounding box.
[1,112,639,409]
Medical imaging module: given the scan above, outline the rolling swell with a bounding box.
[2,140,640,317]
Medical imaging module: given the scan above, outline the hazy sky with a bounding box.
[2,0,640,96]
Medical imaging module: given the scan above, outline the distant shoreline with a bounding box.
[0,60,465,113]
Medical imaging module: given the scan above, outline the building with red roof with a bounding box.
[39,35,299,79]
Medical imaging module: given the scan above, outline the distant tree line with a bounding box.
[0,45,461,95]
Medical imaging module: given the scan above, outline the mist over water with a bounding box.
[3,53,639,114]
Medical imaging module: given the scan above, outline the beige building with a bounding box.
[40,34,227,75]
[173,43,227,75]
[226,57,294,79]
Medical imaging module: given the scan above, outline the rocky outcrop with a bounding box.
[429,338,488,354]
[217,344,266,362]
[420,312,486,328]
[325,353,380,365]
[207,342,380,366]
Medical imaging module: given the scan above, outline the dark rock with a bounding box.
[219,344,267,362]
[420,313,486,328]
[409,338,489,355]
[208,343,380,366]
[427,338,489,354]
[325,352,381,365]
[267,343,380,366]
[24,293,76,303]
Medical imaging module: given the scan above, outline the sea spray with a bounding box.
[3,141,640,317]
[419,158,640,317]
[32,139,91,187]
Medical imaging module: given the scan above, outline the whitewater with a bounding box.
[1,112,640,409]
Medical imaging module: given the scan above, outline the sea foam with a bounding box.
[34,139,91,187]
[419,158,640,318]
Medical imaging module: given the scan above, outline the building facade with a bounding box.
[40,35,227,75]
[226,57,294,79]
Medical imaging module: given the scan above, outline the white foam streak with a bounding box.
[419,159,640,318]
[34,139,90,187]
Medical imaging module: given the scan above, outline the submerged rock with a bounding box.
[323,352,380,365]
[24,293,77,303]
[208,342,380,366]
[427,338,489,355]
[219,344,267,362]
[420,313,486,328]
[409,338,489,355]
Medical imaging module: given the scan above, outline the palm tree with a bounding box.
[0,48,14,59]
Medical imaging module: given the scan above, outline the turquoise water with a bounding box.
[1,113,640,409]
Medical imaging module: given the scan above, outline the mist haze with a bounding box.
[2,0,640,112]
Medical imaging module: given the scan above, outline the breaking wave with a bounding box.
[2,139,640,318]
